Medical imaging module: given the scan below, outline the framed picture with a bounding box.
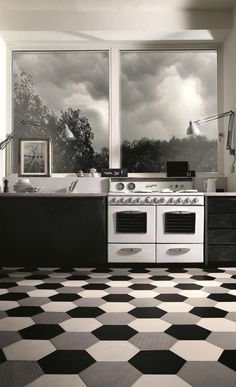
[19,138,51,176]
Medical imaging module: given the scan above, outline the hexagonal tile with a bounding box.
[0,361,43,386]
[166,324,211,340]
[129,291,157,299]
[41,302,77,312]
[0,292,29,300]
[158,302,193,313]
[102,294,134,302]
[216,302,236,312]
[78,290,108,298]
[132,375,191,387]
[106,281,131,288]
[82,283,109,290]
[20,324,64,339]
[179,290,208,298]
[3,339,56,360]
[171,340,222,361]
[61,280,88,287]
[207,332,236,349]
[208,293,236,302]
[51,332,98,350]
[156,294,187,302]
[175,284,202,290]
[178,361,236,387]
[197,318,236,332]
[60,318,102,332]
[129,318,170,332]
[150,276,174,281]
[0,331,21,349]
[219,350,236,371]
[67,306,104,317]
[74,298,104,307]
[92,325,137,340]
[129,350,185,374]
[80,361,141,387]
[190,307,227,318]
[0,301,19,311]
[100,302,134,313]
[87,340,138,361]
[39,350,95,374]
[49,293,80,301]
[151,281,176,288]
[130,332,177,350]
[32,312,69,325]
[129,307,165,318]
[27,290,58,298]
[27,374,86,387]
[162,312,200,325]
[0,317,34,331]
[97,312,135,325]
[7,306,43,317]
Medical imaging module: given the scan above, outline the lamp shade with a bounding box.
[186,121,201,136]
[60,124,75,141]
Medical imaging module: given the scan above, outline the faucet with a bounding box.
[68,179,78,192]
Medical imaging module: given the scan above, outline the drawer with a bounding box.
[108,243,155,263]
[208,245,236,262]
[156,243,204,263]
[208,230,236,244]
[208,198,236,213]
[208,213,236,229]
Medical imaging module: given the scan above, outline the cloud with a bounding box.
[121,50,218,141]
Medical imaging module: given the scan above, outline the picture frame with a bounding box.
[19,138,51,177]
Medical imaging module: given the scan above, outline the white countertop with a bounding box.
[205,192,236,196]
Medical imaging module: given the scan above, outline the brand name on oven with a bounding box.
[145,184,158,188]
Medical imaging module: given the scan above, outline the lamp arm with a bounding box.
[196,110,234,125]
[0,129,16,150]
[226,112,235,155]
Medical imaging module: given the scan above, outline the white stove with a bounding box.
[107,178,204,264]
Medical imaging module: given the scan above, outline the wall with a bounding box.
[224,7,236,191]
[0,36,6,192]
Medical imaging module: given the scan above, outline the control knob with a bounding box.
[135,197,141,203]
[192,197,199,204]
[111,197,118,203]
[153,197,159,203]
[119,197,125,203]
[145,196,152,203]
[159,197,165,204]
[184,197,191,204]
[168,198,174,204]
[176,197,183,204]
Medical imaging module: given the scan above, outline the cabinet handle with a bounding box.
[119,248,142,254]
[167,248,190,255]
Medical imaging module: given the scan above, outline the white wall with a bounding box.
[224,7,236,191]
[0,36,6,192]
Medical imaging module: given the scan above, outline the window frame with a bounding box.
[6,42,223,177]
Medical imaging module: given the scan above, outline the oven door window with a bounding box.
[116,211,147,233]
[165,211,196,233]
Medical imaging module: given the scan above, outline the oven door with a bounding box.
[108,205,155,243]
[156,205,204,243]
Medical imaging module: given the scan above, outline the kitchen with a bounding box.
[1,0,236,385]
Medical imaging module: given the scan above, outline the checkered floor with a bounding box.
[1,266,236,387]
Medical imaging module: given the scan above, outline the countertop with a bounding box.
[204,192,236,196]
[0,192,106,197]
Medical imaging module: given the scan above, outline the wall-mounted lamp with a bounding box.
[60,124,75,141]
[0,129,16,150]
[186,110,235,155]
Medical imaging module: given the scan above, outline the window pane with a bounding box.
[12,51,109,173]
[121,50,218,172]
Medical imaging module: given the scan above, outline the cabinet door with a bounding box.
[208,197,236,213]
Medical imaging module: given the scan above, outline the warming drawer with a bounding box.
[156,243,204,263]
[108,243,155,263]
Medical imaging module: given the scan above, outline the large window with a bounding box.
[12,51,109,173]
[121,50,218,172]
[11,48,219,175]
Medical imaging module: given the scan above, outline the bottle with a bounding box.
[3,178,9,193]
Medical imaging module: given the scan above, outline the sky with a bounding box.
[121,50,218,142]
[13,51,109,152]
[13,50,218,152]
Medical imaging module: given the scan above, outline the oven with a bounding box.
[107,178,204,263]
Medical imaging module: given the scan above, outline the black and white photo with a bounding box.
[19,138,51,176]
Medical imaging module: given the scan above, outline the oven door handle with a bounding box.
[119,248,142,254]
[167,248,191,255]
[166,211,193,215]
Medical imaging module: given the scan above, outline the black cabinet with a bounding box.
[206,196,236,264]
[0,195,107,267]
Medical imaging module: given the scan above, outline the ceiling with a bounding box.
[0,0,235,43]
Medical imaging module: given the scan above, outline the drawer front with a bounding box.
[108,243,155,263]
[156,244,203,263]
[208,230,236,244]
[208,198,236,213]
[208,245,236,262]
[208,213,236,229]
